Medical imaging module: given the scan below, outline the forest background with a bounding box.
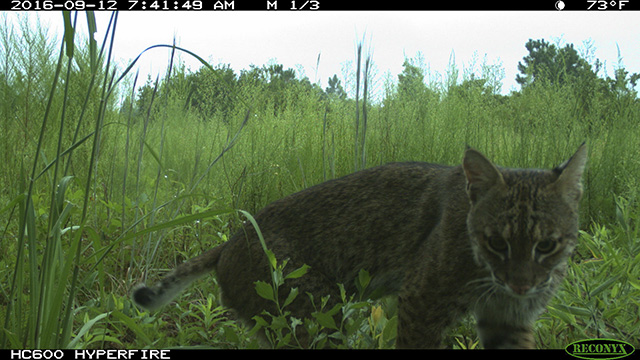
[1,12,639,349]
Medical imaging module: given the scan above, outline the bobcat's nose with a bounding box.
[509,283,531,295]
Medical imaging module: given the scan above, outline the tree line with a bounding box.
[128,38,639,127]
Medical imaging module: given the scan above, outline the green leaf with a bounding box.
[0,193,26,217]
[313,312,338,330]
[255,281,275,301]
[272,266,284,287]
[282,288,298,308]
[358,269,371,289]
[324,303,343,317]
[590,273,621,297]
[111,311,153,346]
[67,312,110,348]
[239,210,276,269]
[252,315,269,328]
[62,12,75,58]
[627,273,640,291]
[355,268,371,297]
[285,264,310,280]
[548,305,577,326]
[55,175,74,214]
[552,304,592,317]
[224,326,240,345]
[382,316,398,345]
[85,11,97,72]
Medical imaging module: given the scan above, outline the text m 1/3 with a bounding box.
[266,0,320,10]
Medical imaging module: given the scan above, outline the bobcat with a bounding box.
[133,144,587,349]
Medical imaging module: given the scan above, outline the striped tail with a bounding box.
[132,245,225,311]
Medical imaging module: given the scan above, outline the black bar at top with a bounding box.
[4,0,639,11]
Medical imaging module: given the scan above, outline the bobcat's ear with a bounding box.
[463,148,505,203]
[553,143,588,203]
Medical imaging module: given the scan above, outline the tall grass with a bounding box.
[2,11,105,348]
[1,12,639,349]
[0,12,246,348]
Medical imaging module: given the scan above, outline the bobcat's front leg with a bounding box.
[476,318,536,349]
[473,295,541,349]
[396,285,462,349]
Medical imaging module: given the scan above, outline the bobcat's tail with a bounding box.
[132,243,225,311]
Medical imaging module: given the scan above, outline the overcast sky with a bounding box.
[12,10,640,96]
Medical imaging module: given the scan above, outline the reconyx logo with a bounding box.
[566,339,635,360]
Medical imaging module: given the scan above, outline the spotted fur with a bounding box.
[133,144,587,348]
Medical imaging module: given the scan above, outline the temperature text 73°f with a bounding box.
[587,0,628,10]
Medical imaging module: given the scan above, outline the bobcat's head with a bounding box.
[462,144,587,298]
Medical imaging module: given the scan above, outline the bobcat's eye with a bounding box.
[487,237,509,253]
[536,240,556,254]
